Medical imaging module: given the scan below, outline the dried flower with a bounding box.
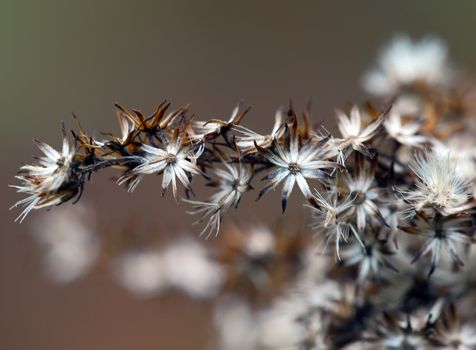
[335,105,385,161]
[309,189,363,259]
[384,110,427,147]
[342,161,386,232]
[342,238,397,282]
[189,104,249,141]
[235,107,284,153]
[256,126,337,212]
[399,213,471,276]
[363,35,454,96]
[9,34,476,350]
[185,162,253,237]
[10,133,79,222]
[400,150,473,216]
[117,135,203,196]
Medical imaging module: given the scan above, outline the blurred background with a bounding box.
[2,1,476,349]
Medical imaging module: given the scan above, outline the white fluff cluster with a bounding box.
[114,237,225,299]
[30,204,100,284]
[363,35,454,96]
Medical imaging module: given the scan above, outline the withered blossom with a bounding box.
[400,150,473,217]
[10,132,80,222]
[432,135,476,195]
[8,34,476,350]
[117,135,203,196]
[188,103,249,141]
[111,108,136,146]
[115,101,188,139]
[341,238,398,282]
[335,105,386,162]
[184,162,253,237]
[399,212,472,276]
[308,189,362,259]
[383,109,428,147]
[256,123,337,212]
[234,107,284,153]
[362,35,454,96]
[342,160,386,232]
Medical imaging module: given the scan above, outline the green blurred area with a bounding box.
[2,1,476,349]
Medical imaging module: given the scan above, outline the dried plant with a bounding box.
[10,35,476,349]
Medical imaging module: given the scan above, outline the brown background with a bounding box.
[2,1,476,349]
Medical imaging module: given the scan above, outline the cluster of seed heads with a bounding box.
[10,35,476,349]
